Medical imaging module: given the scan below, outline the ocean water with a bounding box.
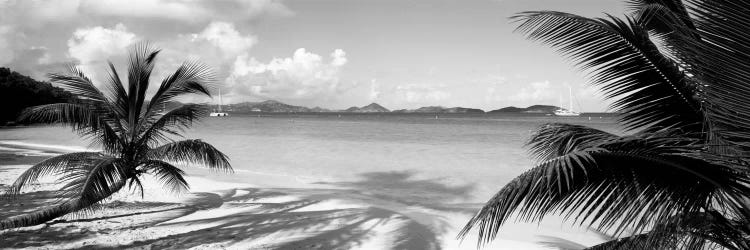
[0,113,621,203]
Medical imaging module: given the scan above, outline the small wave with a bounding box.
[0,141,98,154]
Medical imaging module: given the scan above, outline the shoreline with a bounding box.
[0,142,604,249]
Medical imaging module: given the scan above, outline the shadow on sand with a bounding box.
[318,171,476,211]
[1,171,477,249]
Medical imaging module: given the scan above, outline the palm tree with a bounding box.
[460,0,750,249]
[0,43,232,229]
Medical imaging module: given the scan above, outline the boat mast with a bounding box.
[568,86,573,112]
[218,89,223,112]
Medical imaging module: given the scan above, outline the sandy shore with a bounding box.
[0,144,605,249]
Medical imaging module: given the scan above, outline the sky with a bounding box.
[0,0,627,111]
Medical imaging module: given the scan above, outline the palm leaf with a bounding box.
[18,103,124,152]
[140,160,189,194]
[104,61,130,121]
[587,210,749,250]
[3,152,108,198]
[147,139,232,172]
[137,104,207,148]
[512,11,702,132]
[681,1,750,153]
[458,147,750,246]
[527,123,619,162]
[144,60,214,120]
[125,42,159,136]
[48,64,111,104]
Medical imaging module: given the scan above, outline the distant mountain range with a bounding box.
[488,105,562,113]
[230,100,313,113]
[392,106,484,113]
[215,100,566,114]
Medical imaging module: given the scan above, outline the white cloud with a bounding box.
[79,0,207,22]
[79,0,291,23]
[0,25,13,65]
[191,22,257,56]
[508,80,553,102]
[331,49,347,67]
[368,79,380,101]
[0,0,291,31]
[394,84,451,103]
[67,23,137,65]
[0,0,81,25]
[227,48,348,101]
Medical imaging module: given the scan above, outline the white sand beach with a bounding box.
[0,143,606,249]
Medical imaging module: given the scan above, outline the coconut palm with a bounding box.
[460,0,750,249]
[0,43,232,229]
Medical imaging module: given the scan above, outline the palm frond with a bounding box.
[125,42,160,138]
[126,177,145,199]
[76,158,128,204]
[137,104,207,148]
[147,139,232,172]
[527,123,619,162]
[458,147,750,246]
[104,61,129,120]
[140,160,189,194]
[681,1,750,153]
[527,123,701,163]
[144,60,215,120]
[626,0,697,34]
[53,157,130,219]
[512,11,702,132]
[3,152,108,198]
[18,103,124,153]
[587,210,749,250]
[48,64,111,104]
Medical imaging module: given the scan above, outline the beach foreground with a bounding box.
[0,144,604,249]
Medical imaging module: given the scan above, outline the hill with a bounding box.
[489,105,561,114]
[0,68,73,125]
[345,103,390,113]
[230,100,312,113]
[393,106,484,113]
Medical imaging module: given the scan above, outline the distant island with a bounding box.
[488,105,562,114]
[217,100,568,114]
[392,106,484,113]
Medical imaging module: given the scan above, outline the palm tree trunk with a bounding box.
[0,181,126,230]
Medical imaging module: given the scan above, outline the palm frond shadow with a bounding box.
[98,188,443,250]
[316,170,477,212]
[3,171,470,249]
[0,190,60,219]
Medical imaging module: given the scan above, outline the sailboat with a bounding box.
[554,86,580,116]
[209,89,229,117]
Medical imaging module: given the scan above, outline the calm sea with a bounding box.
[0,113,621,203]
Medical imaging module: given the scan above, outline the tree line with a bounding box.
[0,68,73,125]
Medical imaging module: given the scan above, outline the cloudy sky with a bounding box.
[0,0,625,111]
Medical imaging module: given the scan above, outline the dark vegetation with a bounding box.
[0,68,73,125]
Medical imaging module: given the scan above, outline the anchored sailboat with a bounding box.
[554,86,580,116]
[209,89,229,117]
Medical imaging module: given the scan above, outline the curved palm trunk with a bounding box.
[0,180,126,230]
